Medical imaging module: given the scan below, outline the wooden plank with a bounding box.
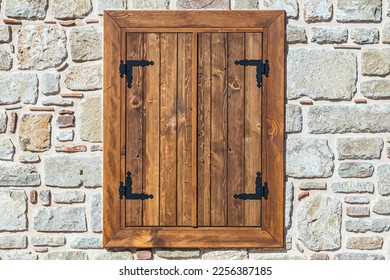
[191,32,198,228]
[125,28,264,33]
[177,33,193,226]
[197,33,211,227]
[159,33,178,226]
[125,33,144,227]
[210,33,228,226]
[226,33,245,227]
[143,33,160,226]
[244,33,262,227]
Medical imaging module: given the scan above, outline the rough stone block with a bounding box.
[80,96,102,142]
[31,236,65,247]
[19,114,52,152]
[285,182,294,229]
[42,72,60,95]
[39,190,51,206]
[56,115,75,128]
[97,0,126,14]
[94,251,134,260]
[0,72,38,105]
[264,0,298,18]
[3,252,38,260]
[0,111,6,133]
[331,181,374,193]
[0,190,27,231]
[304,0,332,22]
[351,28,379,44]
[337,137,383,159]
[299,182,326,190]
[347,237,383,250]
[5,0,47,19]
[0,26,11,43]
[42,251,88,260]
[333,253,384,260]
[136,250,153,260]
[65,64,102,91]
[344,196,370,204]
[53,190,85,204]
[377,164,390,195]
[373,199,390,215]
[91,193,102,232]
[30,190,38,204]
[70,237,102,249]
[362,49,390,76]
[133,0,170,9]
[55,145,87,153]
[338,162,373,178]
[69,26,102,62]
[286,104,302,133]
[52,0,92,19]
[202,249,248,260]
[156,249,200,259]
[361,80,390,99]
[0,236,27,249]
[345,218,390,233]
[382,23,390,43]
[56,130,74,142]
[232,0,258,9]
[311,27,348,43]
[0,49,12,70]
[20,154,40,163]
[346,206,370,217]
[0,139,15,160]
[0,162,40,186]
[336,0,381,22]
[251,254,306,260]
[286,25,307,43]
[287,49,356,100]
[177,0,228,9]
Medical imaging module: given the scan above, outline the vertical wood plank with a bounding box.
[227,33,245,226]
[177,33,193,226]
[125,33,144,227]
[143,33,160,226]
[191,32,198,227]
[197,33,211,227]
[160,33,178,226]
[210,33,228,226]
[244,33,262,227]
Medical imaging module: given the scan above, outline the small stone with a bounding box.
[0,49,12,70]
[57,115,75,128]
[31,236,65,247]
[0,26,11,43]
[3,252,38,260]
[9,112,17,133]
[346,206,370,217]
[18,25,67,70]
[156,249,200,259]
[0,190,27,231]
[86,19,99,24]
[286,25,307,43]
[0,139,15,160]
[58,20,76,26]
[132,0,170,9]
[336,0,381,22]
[304,0,332,22]
[351,27,379,44]
[373,199,390,215]
[286,138,334,178]
[300,99,313,105]
[30,107,54,112]
[59,110,74,115]
[3,19,22,24]
[382,23,390,43]
[299,182,326,190]
[286,104,302,133]
[251,254,305,260]
[97,0,126,15]
[362,49,390,76]
[264,0,298,18]
[56,130,74,142]
[232,0,258,9]
[34,247,48,253]
[42,98,74,107]
[298,191,310,201]
[19,114,52,152]
[91,193,102,232]
[80,96,102,142]
[39,190,51,206]
[52,0,92,19]
[53,190,85,204]
[30,190,38,204]
[285,235,292,250]
[5,0,47,19]
[0,162,40,186]
[310,254,329,260]
[65,64,102,91]
[347,236,383,250]
[361,80,390,99]
[5,105,22,110]
[55,145,87,153]
[296,243,304,253]
[0,235,27,249]
[337,137,383,159]
[56,62,68,71]
[42,72,60,95]
[311,27,348,44]
[61,93,84,98]
[33,206,87,232]
[333,253,384,260]
[0,111,6,133]
[285,182,294,229]
[345,218,390,233]
[136,250,153,260]
[94,251,134,260]
[331,181,374,193]
[377,164,390,195]
[70,237,102,249]
[297,194,342,251]
[202,249,248,260]
[19,154,40,163]
[338,162,373,178]
[70,26,102,62]
[43,251,88,260]
[91,145,102,152]
[344,196,370,204]
[0,72,38,105]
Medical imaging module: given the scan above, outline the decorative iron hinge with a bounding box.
[119,60,154,88]
[234,59,269,88]
[119,171,153,200]
[233,172,269,200]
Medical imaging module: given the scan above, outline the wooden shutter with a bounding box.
[103,11,285,248]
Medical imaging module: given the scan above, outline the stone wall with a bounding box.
[0,0,389,260]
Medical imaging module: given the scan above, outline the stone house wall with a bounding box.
[0,0,389,260]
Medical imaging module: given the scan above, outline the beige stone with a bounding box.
[19,114,52,152]
[362,49,390,76]
[80,96,102,142]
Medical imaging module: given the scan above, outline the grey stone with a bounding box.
[304,0,332,22]
[52,0,92,19]
[252,254,305,260]
[351,28,379,44]
[361,80,390,99]
[286,138,334,178]
[344,196,370,204]
[264,0,298,18]
[19,114,52,152]
[156,249,200,259]
[0,26,11,43]
[43,251,88,260]
[285,182,294,229]
[70,237,102,249]
[97,0,126,14]
[39,190,51,206]
[347,236,383,250]
[33,207,87,232]
[91,193,102,232]
[285,235,292,250]
[44,155,102,187]
[94,251,134,260]
[133,0,170,9]
[0,111,6,133]
[299,182,326,190]
[297,194,342,251]
[53,190,85,204]
[70,26,102,62]
[0,49,12,70]
[41,98,73,107]
[0,139,15,160]
[345,218,390,233]
[0,190,27,231]
[232,0,258,9]
[331,181,374,193]
[31,236,65,247]
[337,137,383,159]
[18,25,67,70]
[0,236,27,249]
[333,253,384,260]
[338,162,373,178]
[311,27,348,43]
[202,249,248,260]
[378,164,390,195]
[3,252,38,260]
[0,162,40,186]
[5,0,47,19]
[286,104,302,133]
[373,199,390,215]
[56,130,74,142]
[286,25,307,43]
[177,0,228,9]
[336,0,381,22]
[287,49,356,100]
[362,49,390,76]
[65,64,102,91]
[0,72,38,105]
[382,23,390,43]
[346,206,370,217]
[19,154,40,163]
[308,105,390,133]
[41,72,60,95]
[80,96,102,142]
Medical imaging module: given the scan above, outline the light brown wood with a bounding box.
[191,32,198,227]
[125,28,264,33]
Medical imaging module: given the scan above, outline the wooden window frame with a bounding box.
[103,10,285,248]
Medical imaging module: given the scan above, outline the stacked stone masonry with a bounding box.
[0,0,390,260]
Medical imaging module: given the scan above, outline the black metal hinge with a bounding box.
[119,171,153,200]
[235,59,269,88]
[233,172,269,200]
[119,60,154,88]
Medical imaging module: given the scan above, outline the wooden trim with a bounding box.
[191,32,198,227]
[124,28,264,33]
